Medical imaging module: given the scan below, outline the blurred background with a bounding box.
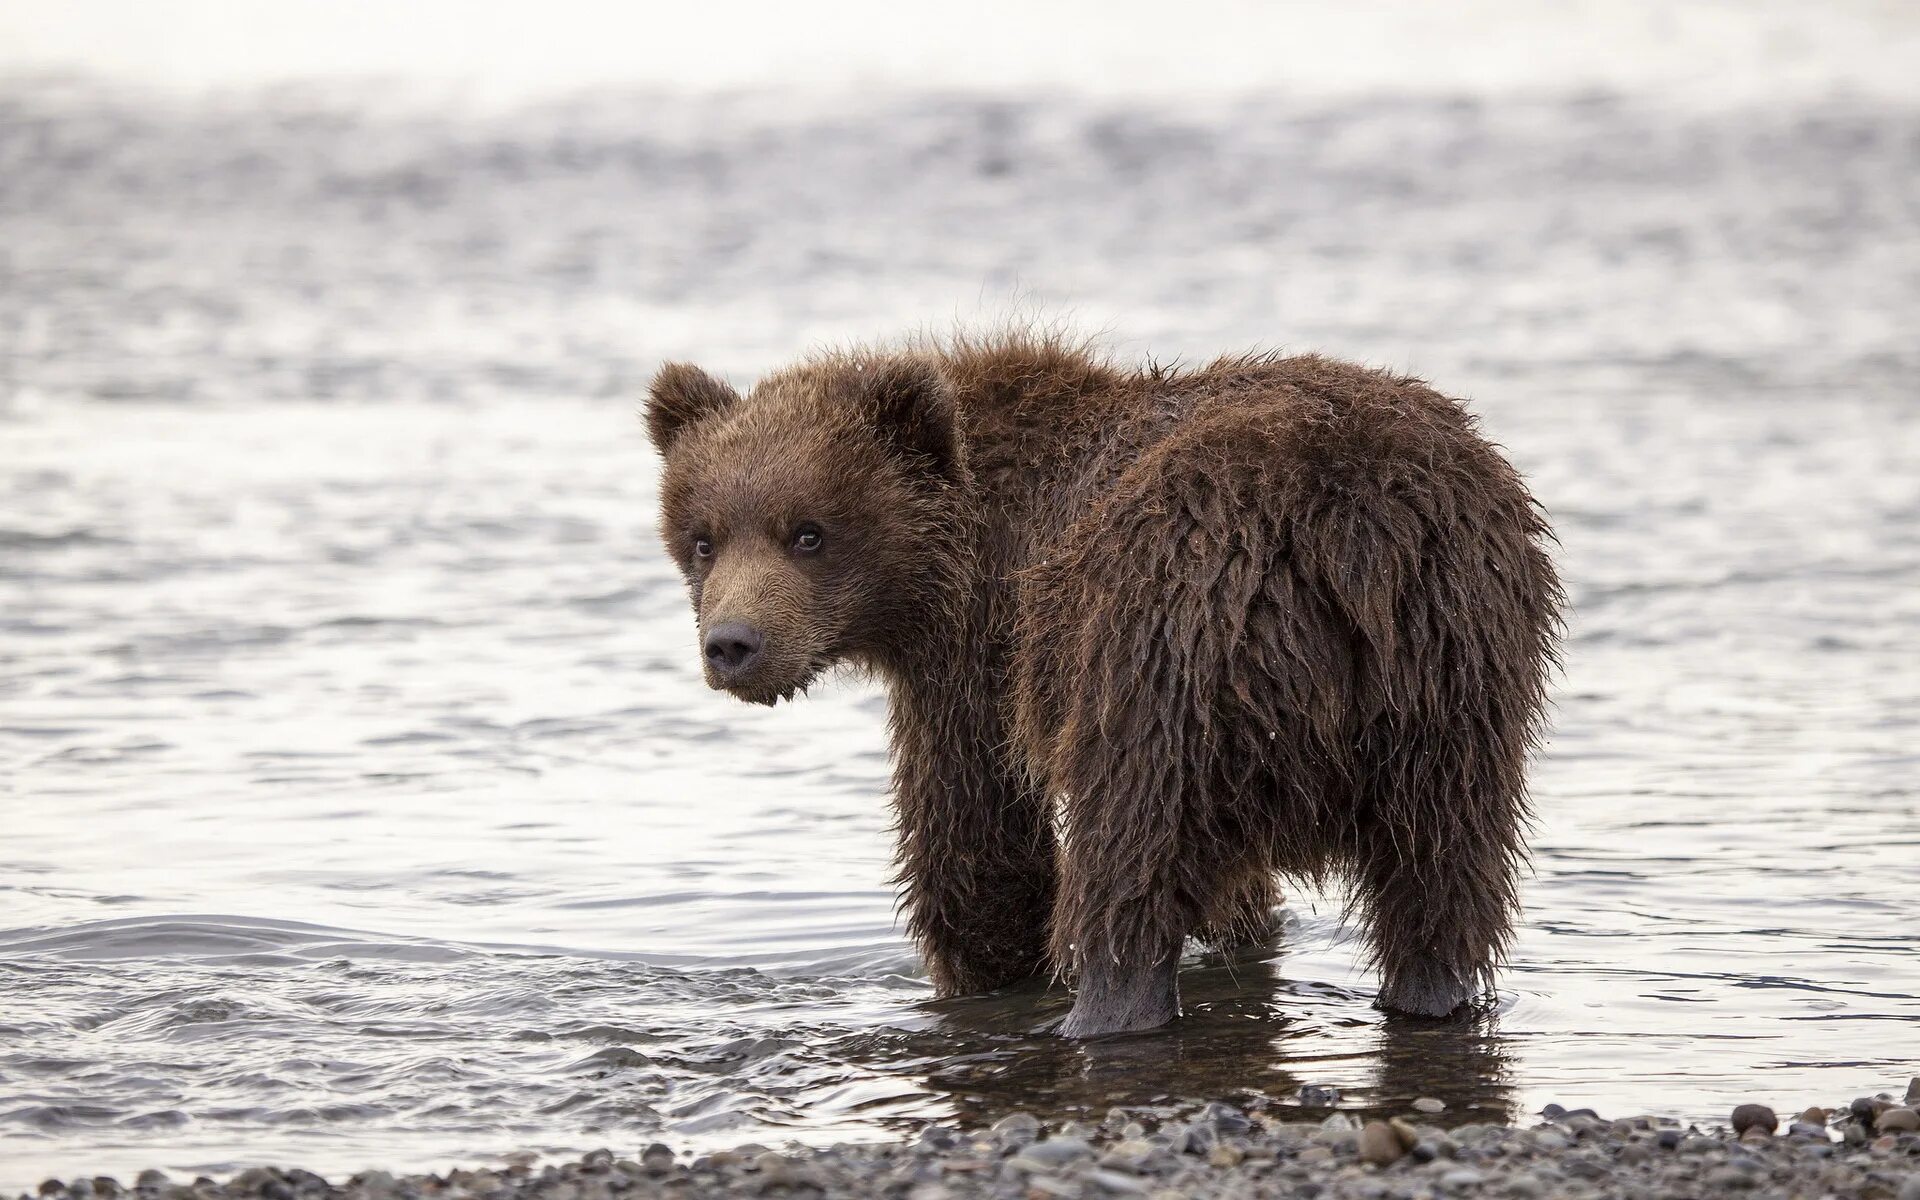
[2,0,1917,1190]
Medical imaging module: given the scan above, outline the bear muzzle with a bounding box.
[702,618,775,691]
[699,619,813,705]
[703,621,765,682]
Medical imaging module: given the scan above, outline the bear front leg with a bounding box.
[1198,864,1282,954]
[889,678,1056,997]
[898,845,1056,996]
[1058,939,1181,1037]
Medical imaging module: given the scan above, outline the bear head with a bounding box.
[645,355,967,705]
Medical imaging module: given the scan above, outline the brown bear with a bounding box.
[645,330,1561,1037]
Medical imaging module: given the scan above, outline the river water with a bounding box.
[3,25,1919,1191]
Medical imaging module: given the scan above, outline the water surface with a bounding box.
[2,73,1918,1191]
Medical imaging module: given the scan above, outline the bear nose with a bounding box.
[703,622,764,677]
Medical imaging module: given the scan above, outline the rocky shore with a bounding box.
[24,1080,1920,1200]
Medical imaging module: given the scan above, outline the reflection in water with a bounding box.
[1368,1014,1515,1125]
[883,946,1514,1131]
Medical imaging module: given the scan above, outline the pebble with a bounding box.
[992,1112,1043,1146]
[1412,1098,1446,1114]
[1357,1121,1404,1166]
[750,1153,791,1184]
[1568,1154,1613,1179]
[20,1084,1920,1200]
[1909,1078,1920,1106]
[1018,1138,1094,1167]
[1102,1140,1154,1167]
[1167,1122,1216,1154]
[1084,1170,1147,1194]
[1199,1102,1249,1135]
[1706,1166,1758,1190]
[1205,1144,1242,1169]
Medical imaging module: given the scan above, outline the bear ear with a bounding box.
[862,358,961,478]
[645,363,740,452]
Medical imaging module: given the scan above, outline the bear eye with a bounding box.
[791,524,824,554]
[692,536,714,559]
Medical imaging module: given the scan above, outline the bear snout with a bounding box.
[702,621,765,681]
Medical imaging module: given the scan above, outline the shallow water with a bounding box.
[3,70,1919,1191]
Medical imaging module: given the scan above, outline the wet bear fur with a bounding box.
[645,330,1562,1036]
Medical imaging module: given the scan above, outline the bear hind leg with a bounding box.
[1355,724,1530,1018]
[1026,556,1267,1036]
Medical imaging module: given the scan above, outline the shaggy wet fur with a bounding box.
[646,331,1562,1035]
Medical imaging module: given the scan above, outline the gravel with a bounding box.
[20,1082,1920,1200]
